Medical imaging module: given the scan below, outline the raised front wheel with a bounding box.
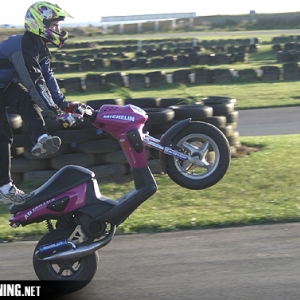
[164,121,230,190]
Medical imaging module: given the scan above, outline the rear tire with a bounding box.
[33,227,99,292]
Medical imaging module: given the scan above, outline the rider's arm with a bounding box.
[9,32,60,119]
[41,56,69,111]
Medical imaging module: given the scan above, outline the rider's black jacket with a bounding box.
[0,31,67,119]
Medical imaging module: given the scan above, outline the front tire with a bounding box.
[33,227,99,292]
[163,121,230,190]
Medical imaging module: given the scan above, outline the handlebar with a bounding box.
[57,104,96,128]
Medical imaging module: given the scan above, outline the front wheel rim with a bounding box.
[173,133,221,180]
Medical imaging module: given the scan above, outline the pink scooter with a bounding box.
[9,103,230,292]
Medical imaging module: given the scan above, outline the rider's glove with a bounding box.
[67,103,95,119]
[56,113,82,128]
[64,101,81,114]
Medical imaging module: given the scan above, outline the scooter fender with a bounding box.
[159,118,191,173]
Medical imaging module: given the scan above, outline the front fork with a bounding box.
[144,135,189,161]
[143,118,204,171]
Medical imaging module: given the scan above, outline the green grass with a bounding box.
[1,135,300,241]
[52,37,300,110]
[62,31,295,45]
[65,81,300,110]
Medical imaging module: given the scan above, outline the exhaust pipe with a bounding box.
[35,225,116,261]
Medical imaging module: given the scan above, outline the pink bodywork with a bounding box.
[10,183,87,225]
[10,104,149,226]
[93,104,149,168]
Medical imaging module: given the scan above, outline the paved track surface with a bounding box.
[237,106,300,136]
[1,223,300,299]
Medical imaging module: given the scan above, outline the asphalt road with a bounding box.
[237,106,300,136]
[2,223,300,300]
[0,106,299,299]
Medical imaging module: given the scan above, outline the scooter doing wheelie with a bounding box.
[9,103,231,292]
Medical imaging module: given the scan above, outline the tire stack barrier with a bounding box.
[109,59,122,71]
[272,44,282,52]
[212,69,234,83]
[277,50,300,63]
[136,58,148,68]
[274,42,300,63]
[215,53,231,64]
[57,60,300,93]
[284,42,300,51]
[81,59,95,72]
[145,71,166,88]
[128,73,146,90]
[9,98,131,185]
[52,48,250,73]
[282,62,300,80]
[9,96,240,185]
[105,72,125,87]
[149,57,165,68]
[85,74,104,92]
[271,36,297,44]
[164,55,175,66]
[176,55,189,67]
[122,59,136,70]
[194,69,213,84]
[172,69,191,84]
[58,38,261,52]
[237,69,258,82]
[63,78,83,93]
[260,66,281,81]
[48,38,300,86]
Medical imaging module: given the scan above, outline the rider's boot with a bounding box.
[0,184,28,205]
[31,135,61,157]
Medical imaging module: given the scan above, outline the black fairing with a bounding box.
[10,166,157,228]
[127,129,144,153]
[78,167,157,226]
[47,196,70,212]
[10,165,95,214]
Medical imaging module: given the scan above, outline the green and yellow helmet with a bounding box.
[25,2,73,48]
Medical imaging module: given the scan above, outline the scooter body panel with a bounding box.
[93,104,149,169]
[9,183,88,226]
[93,104,147,137]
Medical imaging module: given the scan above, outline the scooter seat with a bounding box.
[10,165,95,214]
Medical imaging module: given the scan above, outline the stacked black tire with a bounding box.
[125,96,239,174]
[9,99,130,185]
[9,96,239,185]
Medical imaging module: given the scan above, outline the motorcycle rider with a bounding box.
[0,1,76,205]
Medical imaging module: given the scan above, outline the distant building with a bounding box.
[0,24,11,28]
[101,12,196,24]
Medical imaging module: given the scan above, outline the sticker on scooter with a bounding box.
[167,149,188,160]
[103,115,135,121]
[39,239,68,253]
[24,198,55,220]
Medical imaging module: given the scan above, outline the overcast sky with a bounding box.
[3,0,300,26]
